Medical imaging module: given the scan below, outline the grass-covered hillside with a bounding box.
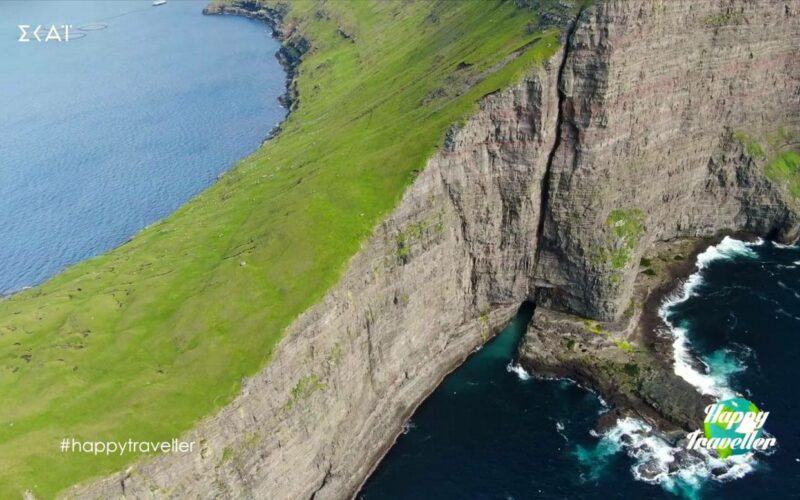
[0,0,573,496]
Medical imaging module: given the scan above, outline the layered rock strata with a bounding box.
[534,0,800,320]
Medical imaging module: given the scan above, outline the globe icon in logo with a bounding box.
[704,397,763,458]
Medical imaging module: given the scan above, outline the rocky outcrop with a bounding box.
[70,1,800,498]
[519,306,711,434]
[520,238,718,437]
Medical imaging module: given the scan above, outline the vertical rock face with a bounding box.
[72,1,800,498]
[535,0,800,320]
[70,55,563,499]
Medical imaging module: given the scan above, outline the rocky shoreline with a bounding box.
[202,2,309,135]
[519,232,777,482]
[520,232,767,438]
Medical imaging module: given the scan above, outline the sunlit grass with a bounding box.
[765,150,800,200]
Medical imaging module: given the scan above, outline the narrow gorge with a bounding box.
[71,1,800,498]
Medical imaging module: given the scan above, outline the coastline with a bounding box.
[0,2,291,303]
[202,2,308,139]
[0,1,301,498]
[45,0,798,496]
[637,232,762,356]
[520,234,756,438]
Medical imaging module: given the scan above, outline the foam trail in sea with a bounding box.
[506,362,531,381]
[658,236,757,398]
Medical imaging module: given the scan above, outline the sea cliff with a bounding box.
[70,0,799,498]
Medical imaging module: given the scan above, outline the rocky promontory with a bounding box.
[520,238,716,436]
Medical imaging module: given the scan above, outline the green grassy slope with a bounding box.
[765,150,800,200]
[0,1,570,496]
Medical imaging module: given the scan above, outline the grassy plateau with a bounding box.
[0,0,572,496]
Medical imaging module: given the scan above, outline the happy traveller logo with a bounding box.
[686,397,776,458]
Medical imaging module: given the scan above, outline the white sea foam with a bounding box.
[658,236,757,398]
[555,420,569,443]
[695,236,758,270]
[670,326,735,399]
[401,421,416,435]
[769,240,796,249]
[596,417,758,497]
[506,362,531,381]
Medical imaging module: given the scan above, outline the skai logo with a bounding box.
[18,24,73,43]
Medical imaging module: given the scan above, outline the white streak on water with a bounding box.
[506,362,531,381]
[658,237,757,398]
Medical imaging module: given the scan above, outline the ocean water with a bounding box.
[660,238,800,497]
[360,303,670,499]
[0,0,285,295]
[361,238,800,499]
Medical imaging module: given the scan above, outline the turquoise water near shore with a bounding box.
[0,0,285,295]
[362,239,800,499]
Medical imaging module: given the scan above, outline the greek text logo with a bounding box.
[18,24,72,43]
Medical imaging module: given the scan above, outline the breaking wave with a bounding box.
[584,237,764,495]
[659,237,758,397]
[506,362,531,381]
[582,418,759,499]
[694,236,758,270]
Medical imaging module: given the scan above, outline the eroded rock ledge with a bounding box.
[520,238,717,438]
[70,1,799,498]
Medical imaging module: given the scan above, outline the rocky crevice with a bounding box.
[535,5,587,280]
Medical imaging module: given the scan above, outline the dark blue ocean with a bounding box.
[0,0,285,295]
[361,239,800,499]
